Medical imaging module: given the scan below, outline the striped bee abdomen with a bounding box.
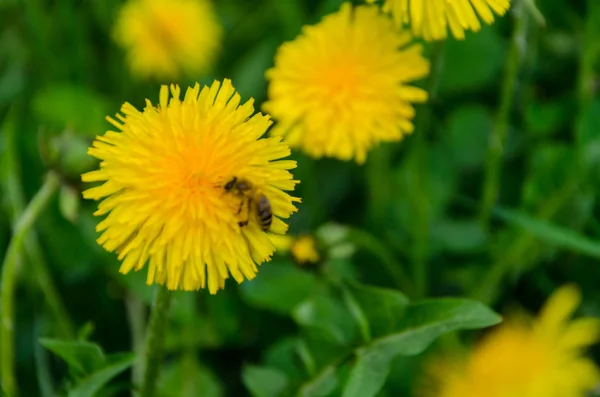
[256,194,272,231]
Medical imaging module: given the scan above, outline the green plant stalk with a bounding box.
[126,293,147,395]
[347,228,413,295]
[140,286,172,397]
[473,1,600,304]
[1,172,60,396]
[479,0,528,226]
[410,41,445,298]
[3,109,75,341]
[471,177,578,304]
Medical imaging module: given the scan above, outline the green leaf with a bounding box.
[343,282,409,339]
[264,338,305,382]
[493,206,600,258]
[525,99,570,137]
[68,352,136,397]
[439,26,505,94]
[32,84,110,136]
[39,338,106,377]
[240,260,324,315]
[341,298,500,397]
[342,347,391,397]
[298,366,338,397]
[445,105,492,169]
[522,144,573,208]
[242,365,289,397]
[293,295,357,345]
[385,299,502,356]
[431,220,488,253]
[159,354,223,397]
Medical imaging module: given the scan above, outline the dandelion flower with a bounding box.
[291,235,320,264]
[82,79,300,294]
[263,3,430,164]
[113,0,222,80]
[366,0,511,41]
[419,284,600,397]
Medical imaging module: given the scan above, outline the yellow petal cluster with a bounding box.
[419,284,600,397]
[269,234,320,264]
[366,0,511,41]
[264,3,430,164]
[82,79,300,294]
[112,0,222,80]
[291,235,320,265]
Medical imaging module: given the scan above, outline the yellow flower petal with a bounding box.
[369,0,511,41]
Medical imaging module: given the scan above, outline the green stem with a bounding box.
[347,228,413,295]
[470,177,578,304]
[126,293,147,395]
[140,286,172,397]
[473,1,600,304]
[410,41,444,298]
[479,0,528,226]
[4,108,75,341]
[1,172,60,396]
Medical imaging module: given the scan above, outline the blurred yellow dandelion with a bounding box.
[82,79,300,294]
[263,3,430,164]
[419,284,600,397]
[366,0,511,41]
[291,235,320,264]
[113,0,222,80]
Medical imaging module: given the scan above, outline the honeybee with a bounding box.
[223,176,272,232]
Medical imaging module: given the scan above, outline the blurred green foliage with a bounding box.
[1,0,600,396]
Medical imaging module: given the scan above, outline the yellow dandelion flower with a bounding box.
[366,0,511,41]
[419,284,600,397]
[82,79,300,294]
[113,0,222,80]
[263,3,430,164]
[291,235,320,264]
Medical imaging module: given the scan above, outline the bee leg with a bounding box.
[237,197,252,228]
[236,198,244,214]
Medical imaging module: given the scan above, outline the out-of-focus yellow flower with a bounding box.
[82,79,300,294]
[419,284,600,397]
[263,3,429,164]
[291,235,320,264]
[270,234,320,264]
[113,0,222,80]
[366,0,511,41]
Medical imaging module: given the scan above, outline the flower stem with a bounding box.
[126,293,147,395]
[4,108,75,341]
[1,172,60,396]
[140,286,172,397]
[472,1,600,304]
[479,0,528,226]
[410,40,444,298]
